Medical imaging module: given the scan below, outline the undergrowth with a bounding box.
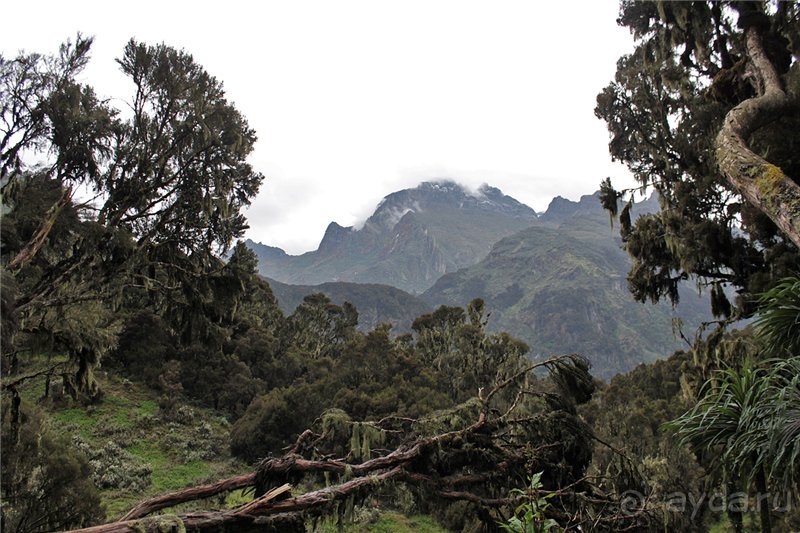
[17,369,249,519]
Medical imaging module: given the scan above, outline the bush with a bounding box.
[74,439,152,492]
[1,403,105,532]
[230,388,307,461]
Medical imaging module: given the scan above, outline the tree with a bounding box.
[666,362,775,532]
[666,276,800,532]
[229,319,451,462]
[715,2,800,247]
[595,7,800,529]
[1,36,263,396]
[596,1,799,321]
[579,351,709,531]
[412,299,528,403]
[1,36,268,527]
[286,293,358,359]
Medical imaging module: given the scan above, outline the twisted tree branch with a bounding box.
[715,26,800,248]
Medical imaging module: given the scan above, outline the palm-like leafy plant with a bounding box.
[754,276,800,489]
[665,362,772,476]
[762,357,800,491]
[754,276,800,357]
[666,276,800,532]
[666,361,777,532]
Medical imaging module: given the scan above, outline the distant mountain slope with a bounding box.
[265,277,430,333]
[422,192,710,378]
[247,181,537,293]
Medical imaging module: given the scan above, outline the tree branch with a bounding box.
[65,469,404,533]
[7,186,74,271]
[120,472,256,520]
[1,361,70,391]
[715,26,800,248]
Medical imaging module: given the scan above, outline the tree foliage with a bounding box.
[1,36,266,528]
[597,1,800,320]
[754,274,800,356]
[1,35,263,399]
[0,402,105,532]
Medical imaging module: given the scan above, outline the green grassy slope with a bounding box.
[18,369,249,520]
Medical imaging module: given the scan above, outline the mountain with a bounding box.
[265,277,430,333]
[247,181,538,294]
[251,183,711,378]
[421,192,710,379]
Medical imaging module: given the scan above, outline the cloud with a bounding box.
[3,1,639,255]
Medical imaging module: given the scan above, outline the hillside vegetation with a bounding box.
[265,278,429,333]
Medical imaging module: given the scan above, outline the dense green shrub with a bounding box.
[1,403,105,532]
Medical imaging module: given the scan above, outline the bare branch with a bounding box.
[120,472,256,521]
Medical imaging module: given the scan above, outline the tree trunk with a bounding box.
[64,469,403,533]
[715,26,800,249]
[120,472,257,520]
[726,476,744,533]
[755,463,772,533]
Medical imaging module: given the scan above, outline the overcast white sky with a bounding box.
[2,1,638,254]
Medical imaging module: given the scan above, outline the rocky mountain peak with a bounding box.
[244,238,287,260]
[540,190,661,225]
[539,192,602,224]
[366,180,536,231]
[247,179,539,293]
[318,221,354,252]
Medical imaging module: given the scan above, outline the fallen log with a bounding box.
[121,472,257,520]
[64,469,403,533]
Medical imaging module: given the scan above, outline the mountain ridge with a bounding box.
[247,180,538,293]
[264,277,430,333]
[420,191,708,378]
[252,181,711,378]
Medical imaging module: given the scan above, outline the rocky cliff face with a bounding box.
[247,180,538,293]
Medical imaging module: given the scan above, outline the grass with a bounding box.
[315,511,447,533]
[16,370,249,520]
[52,407,98,439]
[366,513,445,533]
[137,399,158,417]
[151,459,212,493]
[127,441,170,469]
[224,488,254,507]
